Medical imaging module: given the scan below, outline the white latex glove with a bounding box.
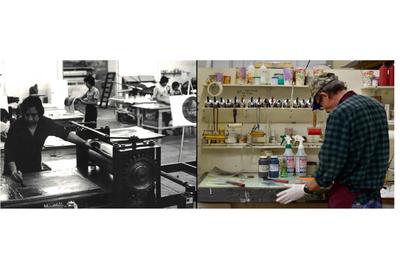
[276,184,306,204]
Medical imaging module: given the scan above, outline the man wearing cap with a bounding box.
[276,73,389,208]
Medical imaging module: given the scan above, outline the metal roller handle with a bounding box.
[70,121,142,142]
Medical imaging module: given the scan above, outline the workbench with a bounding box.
[198,171,395,208]
[44,109,84,127]
[0,169,108,208]
[132,103,171,134]
[109,96,156,108]
[198,172,328,208]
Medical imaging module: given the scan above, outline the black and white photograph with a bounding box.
[0,60,197,208]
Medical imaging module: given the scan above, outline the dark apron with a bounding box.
[328,182,356,208]
[328,182,382,208]
[85,104,97,128]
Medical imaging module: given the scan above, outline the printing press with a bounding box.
[0,122,196,208]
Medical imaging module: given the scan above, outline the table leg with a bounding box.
[136,107,140,126]
[158,110,163,134]
[178,127,185,162]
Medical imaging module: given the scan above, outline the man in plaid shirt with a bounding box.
[276,73,389,208]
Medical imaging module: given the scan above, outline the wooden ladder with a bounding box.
[99,72,116,108]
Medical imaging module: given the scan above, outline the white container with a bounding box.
[259,64,267,84]
[294,135,307,176]
[246,64,255,84]
[283,136,295,176]
[372,78,379,87]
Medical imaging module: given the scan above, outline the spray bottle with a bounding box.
[281,135,295,176]
[294,135,307,177]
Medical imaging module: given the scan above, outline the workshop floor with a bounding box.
[43,107,197,207]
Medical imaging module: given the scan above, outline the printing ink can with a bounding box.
[258,156,269,179]
[269,155,279,178]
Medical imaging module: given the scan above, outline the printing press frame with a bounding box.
[73,122,196,208]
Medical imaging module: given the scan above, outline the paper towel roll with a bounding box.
[50,80,68,109]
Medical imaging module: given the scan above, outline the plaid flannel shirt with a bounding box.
[315,93,389,196]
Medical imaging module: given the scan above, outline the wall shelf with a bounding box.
[202,143,322,150]
[201,107,313,111]
[361,86,394,91]
[203,84,309,88]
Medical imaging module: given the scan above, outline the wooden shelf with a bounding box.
[201,107,313,110]
[202,143,322,149]
[361,86,394,91]
[204,84,309,88]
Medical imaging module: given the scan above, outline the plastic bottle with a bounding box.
[247,64,255,84]
[282,135,295,176]
[279,156,288,178]
[269,156,279,178]
[388,64,395,86]
[270,129,276,144]
[294,135,307,176]
[379,64,388,86]
[259,64,267,84]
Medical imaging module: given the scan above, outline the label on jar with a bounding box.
[269,163,279,172]
[259,164,269,173]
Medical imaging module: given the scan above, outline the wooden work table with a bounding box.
[132,103,171,134]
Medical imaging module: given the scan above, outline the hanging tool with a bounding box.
[312,111,317,127]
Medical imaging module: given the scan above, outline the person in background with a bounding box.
[3,96,90,186]
[170,81,182,96]
[152,76,171,104]
[276,73,389,208]
[151,76,173,134]
[78,75,99,128]
[1,108,10,141]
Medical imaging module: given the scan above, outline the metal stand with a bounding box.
[178,126,185,162]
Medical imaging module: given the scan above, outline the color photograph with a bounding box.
[197,60,394,208]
